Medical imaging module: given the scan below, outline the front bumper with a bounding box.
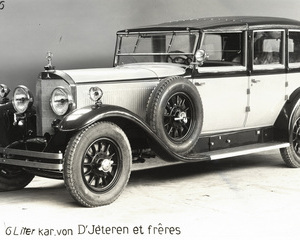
[0,102,64,172]
[0,147,63,171]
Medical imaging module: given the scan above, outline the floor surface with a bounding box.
[0,149,300,240]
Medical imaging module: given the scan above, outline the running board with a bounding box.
[202,142,290,160]
[133,142,290,171]
[0,142,290,172]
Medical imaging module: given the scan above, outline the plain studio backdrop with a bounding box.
[0,0,299,94]
[1,1,300,240]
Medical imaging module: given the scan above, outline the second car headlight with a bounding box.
[0,84,10,98]
[50,87,73,116]
[12,85,33,113]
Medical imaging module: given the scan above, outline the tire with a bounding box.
[146,76,203,154]
[63,121,132,207]
[0,165,34,191]
[280,102,300,167]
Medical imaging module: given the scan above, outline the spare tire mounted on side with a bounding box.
[146,76,203,154]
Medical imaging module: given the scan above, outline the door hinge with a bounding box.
[285,95,289,101]
[247,88,250,94]
[246,106,251,112]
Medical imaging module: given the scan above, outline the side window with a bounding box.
[201,32,244,67]
[288,31,300,67]
[253,30,284,68]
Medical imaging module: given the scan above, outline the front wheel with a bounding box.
[64,121,132,207]
[0,165,34,191]
[280,103,300,167]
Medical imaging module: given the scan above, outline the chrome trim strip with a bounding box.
[117,30,199,35]
[208,142,290,160]
[0,158,63,171]
[197,66,247,73]
[116,52,194,56]
[0,147,63,160]
[75,77,158,85]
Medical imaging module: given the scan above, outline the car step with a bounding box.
[196,142,290,160]
[132,142,290,171]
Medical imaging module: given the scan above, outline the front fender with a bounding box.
[58,104,148,132]
[57,104,209,163]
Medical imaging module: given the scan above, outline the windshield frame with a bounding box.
[113,30,200,66]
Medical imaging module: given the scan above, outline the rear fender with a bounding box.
[274,88,300,141]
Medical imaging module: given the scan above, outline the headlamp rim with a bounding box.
[0,84,10,98]
[50,86,73,116]
[12,85,33,113]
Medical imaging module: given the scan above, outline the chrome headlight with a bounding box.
[50,87,73,116]
[12,86,33,113]
[0,84,10,98]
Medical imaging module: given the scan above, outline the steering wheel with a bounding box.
[167,51,192,65]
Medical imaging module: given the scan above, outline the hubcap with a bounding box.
[174,111,188,124]
[99,159,114,172]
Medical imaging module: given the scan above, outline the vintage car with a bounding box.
[1,16,300,207]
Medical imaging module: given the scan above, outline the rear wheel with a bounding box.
[280,103,300,167]
[0,165,34,191]
[64,121,132,207]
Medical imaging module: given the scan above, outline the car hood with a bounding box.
[62,63,186,83]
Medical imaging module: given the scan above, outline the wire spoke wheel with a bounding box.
[64,121,132,207]
[82,138,121,192]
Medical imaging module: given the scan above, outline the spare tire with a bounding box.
[146,76,203,154]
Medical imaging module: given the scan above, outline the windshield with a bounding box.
[115,31,199,65]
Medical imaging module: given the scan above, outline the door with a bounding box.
[245,30,287,128]
[194,31,248,134]
[194,75,248,133]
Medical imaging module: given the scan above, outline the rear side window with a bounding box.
[253,30,284,69]
[288,31,300,67]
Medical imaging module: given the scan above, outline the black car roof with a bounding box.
[119,16,300,32]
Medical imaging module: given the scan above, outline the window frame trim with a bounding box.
[114,30,200,66]
[287,29,300,69]
[252,29,286,71]
[198,30,248,73]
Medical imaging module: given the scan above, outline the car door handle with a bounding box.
[251,79,261,83]
[195,82,205,86]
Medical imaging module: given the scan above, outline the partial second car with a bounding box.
[1,16,300,207]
